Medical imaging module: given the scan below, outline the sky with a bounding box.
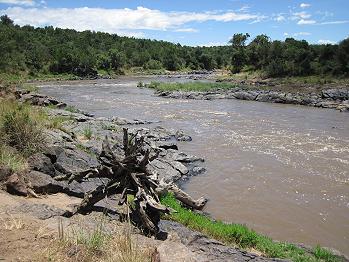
[0,0,348,46]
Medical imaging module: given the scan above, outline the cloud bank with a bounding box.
[0,6,260,37]
[0,0,34,6]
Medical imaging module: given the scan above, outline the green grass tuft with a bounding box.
[0,99,46,156]
[161,194,343,262]
[0,145,28,173]
[147,81,237,92]
[83,127,93,140]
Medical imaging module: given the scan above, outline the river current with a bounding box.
[39,76,349,255]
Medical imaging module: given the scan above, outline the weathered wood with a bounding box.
[157,180,208,210]
[62,128,207,234]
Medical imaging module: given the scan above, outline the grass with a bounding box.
[83,126,93,140]
[41,216,153,262]
[0,99,46,157]
[161,194,342,262]
[64,105,80,113]
[0,145,28,173]
[0,98,74,173]
[147,81,237,92]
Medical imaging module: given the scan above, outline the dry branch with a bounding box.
[61,128,207,234]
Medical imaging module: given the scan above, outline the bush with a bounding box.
[0,145,28,173]
[0,99,45,156]
[143,59,163,70]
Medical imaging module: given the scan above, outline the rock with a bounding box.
[28,153,56,177]
[191,166,206,176]
[322,89,349,101]
[175,130,192,142]
[45,129,74,144]
[0,167,12,183]
[111,116,153,125]
[162,160,189,175]
[147,159,182,183]
[157,141,178,150]
[5,173,28,196]
[26,171,67,194]
[163,149,204,163]
[53,148,99,176]
[232,91,259,101]
[67,178,110,197]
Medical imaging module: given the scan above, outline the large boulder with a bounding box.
[53,148,99,176]
[28,153,56,177]
[26,171,67,194]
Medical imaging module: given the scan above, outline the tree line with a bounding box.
[0,15,348,78]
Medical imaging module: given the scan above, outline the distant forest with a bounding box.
[0,15,348,78]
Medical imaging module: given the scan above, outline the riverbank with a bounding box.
[148,81,349,112]
[1,89,347,261]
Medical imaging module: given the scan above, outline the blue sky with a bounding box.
[0,0,348,46]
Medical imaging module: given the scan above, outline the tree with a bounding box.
[229,33,250,73]
[0,15,14,26]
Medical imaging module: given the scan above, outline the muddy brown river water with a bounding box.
[39,76,349,255]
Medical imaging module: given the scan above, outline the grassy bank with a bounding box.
[0,98,70,173]
[147,81,236,92]
[161,194,342,262]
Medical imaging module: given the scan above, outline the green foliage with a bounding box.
[0,145,28,172]
[143,59,163,70]
[64,105,79,113]
[83,126,93,140]
[147,81,236,92]
[0,99,45,156]
[313,246,339,262]
[161,194,343,262]
[0,18,348,79]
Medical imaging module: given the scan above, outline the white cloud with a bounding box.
[318,39,336,45]
[293,32,311,36]
[293,11,311,19]
[238,5,250,12]
[320,20,349,25]
[275,15,286,22]
[300,3,311,8]
[175,28,198,33]
[0,6,261,35]
[199,42,228,47]
[283,32,289,36]
[297,19,316,25]
[0,0,34,6]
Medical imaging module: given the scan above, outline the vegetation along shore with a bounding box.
[0,7,349,262]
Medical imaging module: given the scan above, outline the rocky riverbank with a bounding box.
[155,87,349,112]
[0,90,293,261]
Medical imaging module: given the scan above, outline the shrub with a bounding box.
[0,145,28,173]
[0,99,45,156]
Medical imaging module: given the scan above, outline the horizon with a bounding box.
[0,0,348,46]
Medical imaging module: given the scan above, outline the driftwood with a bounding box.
[60,128,207,234]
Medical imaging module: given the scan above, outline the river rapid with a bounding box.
[38,76,349,256]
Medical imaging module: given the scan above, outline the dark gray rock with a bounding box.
[27,171,67,194]
[191,166,206,176]
[175,130,192,142]
[147,159,182,183]
[162,149,204,163]
[67,178,111,197]
[232,91,259,101]
[28,153,56,177]
[53,148,99,176]
[322,89,349,101]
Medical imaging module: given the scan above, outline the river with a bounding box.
[38,76,349,256]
